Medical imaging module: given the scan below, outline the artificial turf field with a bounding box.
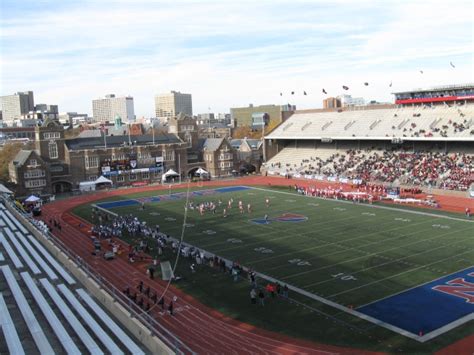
[77,184,474,342]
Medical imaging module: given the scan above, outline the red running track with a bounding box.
[39,176,471,354]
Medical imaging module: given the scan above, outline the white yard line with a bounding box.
[212,211,380,254]
[201,211,360,248]
[263,218,434,272]
[357,265,474,309]
[254,249,474,343]
[328,248,473,298]
[249,186,474,224]
[285,225,473,283]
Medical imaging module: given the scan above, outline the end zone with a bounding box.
[357,267,474,339]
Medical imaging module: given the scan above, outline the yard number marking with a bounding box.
[288,258,312,266]
[202,230,216,235]
[331,272,357,281]
[254,247,274,254]
[432,224,451,229]
[227,238,243,244]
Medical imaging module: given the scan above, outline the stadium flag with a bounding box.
[160,261,175,281]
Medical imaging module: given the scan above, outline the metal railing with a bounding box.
[1,197,194,355]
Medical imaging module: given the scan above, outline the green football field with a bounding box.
[90,185,474,309]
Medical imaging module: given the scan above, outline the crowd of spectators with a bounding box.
[270,148,473,191]
[388,116,474,138]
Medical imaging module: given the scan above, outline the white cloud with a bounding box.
[1,0,473,116]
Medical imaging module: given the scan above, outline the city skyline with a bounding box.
[1,0,473,118]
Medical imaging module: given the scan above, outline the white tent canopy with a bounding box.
[95,176,113,184]
[162,169,180,182]
[195,167,209,175]
[164,169,179,176]
[25,195,40,202]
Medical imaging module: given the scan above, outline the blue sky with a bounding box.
[1,0,473,117]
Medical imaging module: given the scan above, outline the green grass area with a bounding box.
[73,184,474,353]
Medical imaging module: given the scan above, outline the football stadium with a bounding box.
[1,85,472,354]
[3,1,474,353]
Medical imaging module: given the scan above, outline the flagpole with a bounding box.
[101,124,107,149]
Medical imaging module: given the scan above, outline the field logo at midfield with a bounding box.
[250,213,308,225]
[432,272,474,304]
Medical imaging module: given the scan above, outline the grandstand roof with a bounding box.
[392,83,474,95]
[265,104,474,142]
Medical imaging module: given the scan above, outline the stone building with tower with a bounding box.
[8,113,239,198]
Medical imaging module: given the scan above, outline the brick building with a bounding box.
[202,138,236,177]
[9,150,51,197]
[8,114,239,197]
[9,119,187,197]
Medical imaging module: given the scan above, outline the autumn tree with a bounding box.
[232,120,280,139]
[0,142,34,183]
[64,127,82,139]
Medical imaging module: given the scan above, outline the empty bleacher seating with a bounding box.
[0,293,25,355]
[58,285,125,355]
[1,265,55,354]
[268,104,474,140]
[0,203,146,354]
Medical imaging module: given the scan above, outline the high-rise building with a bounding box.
[230,104,295,127]
[35,104,58,114]
[92,94,135,123]
[154,91,192,120]
[337,94,365,107]
[323,97,342,109]
[0,91,35,126]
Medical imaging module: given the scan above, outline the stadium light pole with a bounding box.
[261,118,266,163]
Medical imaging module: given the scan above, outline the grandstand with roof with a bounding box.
[263,84,474,192]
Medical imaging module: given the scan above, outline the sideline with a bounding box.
[250,186,474,223]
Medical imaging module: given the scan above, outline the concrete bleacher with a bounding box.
[0,293,25,355]
[264,144,473,190]
[0,202,146,355]
[58,285,125,355]
[268,104,474,140]
[265,104,474,188]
